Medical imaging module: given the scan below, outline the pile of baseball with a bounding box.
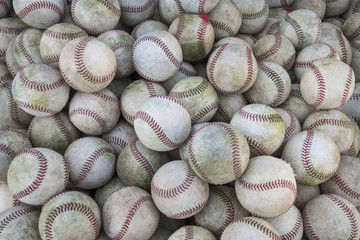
[3,0,360,239]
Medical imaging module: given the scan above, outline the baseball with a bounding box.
[59,36,117,92]
[350,40,360,81]
[282,129,340,185]
[38,191,101,239]
[161,61,197,92]
[6,38,21,78]
[64,137,116,189]
[131,20,169,40]
[94,176,125,209]
[211,92,248,123]
[7,147,69,205]
[169,225,216,240]
[303,193,360,240]
[133,95,191,152]
[235,156,297,218]
[188,122,250,185]
[11,64,70,117]
[0,62,12,86]
[151,160,209,219]
[118,0,156,27]
[169,76,219,124]
[325,0,351,17]
[343,13,360,42]
[295,182,321,211]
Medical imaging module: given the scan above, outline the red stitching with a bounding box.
[248,135,271,155]
[112,194,153,239]
[0,207,39,235]
[259,62,285,107]
[191,101,219,123]
[283,51,296,71]
[281,208,302,240]
[208,43,228,92]
[143,80,157,97]
[177,62,196,77]
[353,0,360,14]
[242,3,267,20]
[16,29,35,64]
[60,155,68,191]
[347,26,360,41]
[0,26,27,35]
[102,136,128,150]
[240,47,255,93]
[256,34,282,62]
[110,42,132,52]
[17,1,63,20]
[151,164,195,198]
[265,21,280,35]
[209,186,235,236]
[230,218,281,240]
[0,72,11,85]
[12,149,48,200]
[282,109,297,140]
[71,0,98,35]
[301,130,338,180]
[72,146,114,185]
[0,0,10,16]
[238,178,297,200]
[341,68,354,106]
[289,88,305,102]
[0,143,16,159]
[314,15,322,43]
[308,63,326,109]
[135,111,180,148]
[133,35,181,69]
[302,206,320,240]
[174,14,185,40]
[53,113,74,146]
[331,174,360,200]
[19,69,65,91]
[306,119,353,130]
[169,78,209,99]
[43,54,60,65]
[294,45,338,68]
[3,84,23,127]
[336,29,349,64]
[197,16,210,58]
[185,226,194,239]
[238,108,282,122]
[284,13,304,50]
[174,0,185,13]
[210,20,235,36]
[169,199,207,219]
[89,91,119,104]
[350,93,360,101]
[325,194,359,239]
[44,202,100,240]
[12,199,20,206]
[121,0,152,13]
[217,104,232,123]
[129,140,155,181]
[69,108,107,133]
[16,101,59,115]
[44,29,87,40]
[198,0,206,14]
[74,37,116,84]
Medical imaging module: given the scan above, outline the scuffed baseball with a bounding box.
[168,225,216,240]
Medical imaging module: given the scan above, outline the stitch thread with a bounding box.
[16,29,35,64]
[302,206,319,240]
[17,1,63,20]
[43,54,60,65]
[129,140,155,182]
[53,113,74,146]
[284,14,304,50]
[265,21,280,35]
[259,62,285,107]
[256,34,282,62]
[16,101,59,115]
[89,91,119,104]
[44,29,87,40]
[0,26,27,35]
[174,0,185,13]
[12,149,48,200]
[151,165,195,198]
[0,207,39,235]
[169,200,207,219]
[301,130,338,180]
[0,0,10,16]
[283,109,297,140]
[0,143,16,159]
[69,108,107,133]
[281,209,303,240]
[306,118,353,130]
[44,202,100,239]
[238,108,282,122]
[283,51,296,71]
[336,29,349,64]
[331,174,360,200]
[217,104,232,122]
[3,85,23,127]
[191,101,219,123]
[121,0,153,13]
[19,69,65,91]
[294,45,338,69]
[102,136,128,150]
[242,3,267,20]
[197,16,210,58]
[0,72,11,85]
[210,20,235,36]
[72,147,114,185]
[230,218,281,240]
[308,63,326,109]
[341,68,354,106]
[185,226,194,239]
[174,14,185,40]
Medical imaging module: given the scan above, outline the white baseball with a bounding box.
[303,193,360,240]
[161,61,197,93]
[211,92,248,123]
[40,23,88,67]
[0,0,10,19]
[294,182,321,211]
[151,160,209,219]
[235,156,297,218]
[13,0,64,29]
[134,95,191,152]
[64,137,116,189]
[94,176,125,209]
[12,64,70,117]
[169,225,216,239]
[254,18,281,40]
[338,83,360,127]
[5,38,21,78]
[7,147,69,205]
[102,186,159,239]
[69,89,120,135]
[282,130,340,185]
[131,20,169,39]
[119,0,156,27]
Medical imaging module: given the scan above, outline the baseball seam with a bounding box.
[113,195,153,240]
[242,3,267,20]
[283,51,296,71]
[256,34,282,62]
[72,146,114,185]
[0,207,38,235]
[284,14,304,50]
[3,85,23,127]
[43,29,87,40]
[16,30,35,65]
[0,143,16,159]
[129,140,155,182]
[185,226,194,239]
[17,1,63,20]
[306,119,353,130]
[232,218,281,240]
[151,165,195,198]
[174,0,185,13]
[44,202,100,240]
[294,45,338,68]
[281,209,303,240]
[198,0,206,14]
[110,42,133,52]
[102,136,128,150]
[331,174,360,200]
[0,0,9,16]
[210,19,235,36]
[217,104,232,123]
[191,101,219,124]
[341,68,354,106]
[308,63,326,109]
[238,108,282,122]
[169,199,207,219]
[336,29,349,64]
[283,109,297,140]
[89,91,119,104]
[169,78,208,99]
[69,108,107,133]
[0,72,11,85]
[121,0,153,13]
[265,21,280,35]
[12,149,48,200]
[16,101,59,115]
[19,69,65,91]
[53,113,74,146]
[301,130,338,180]
[259,62,285,107]
[43,54,60,65]
[197,16,210,59]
